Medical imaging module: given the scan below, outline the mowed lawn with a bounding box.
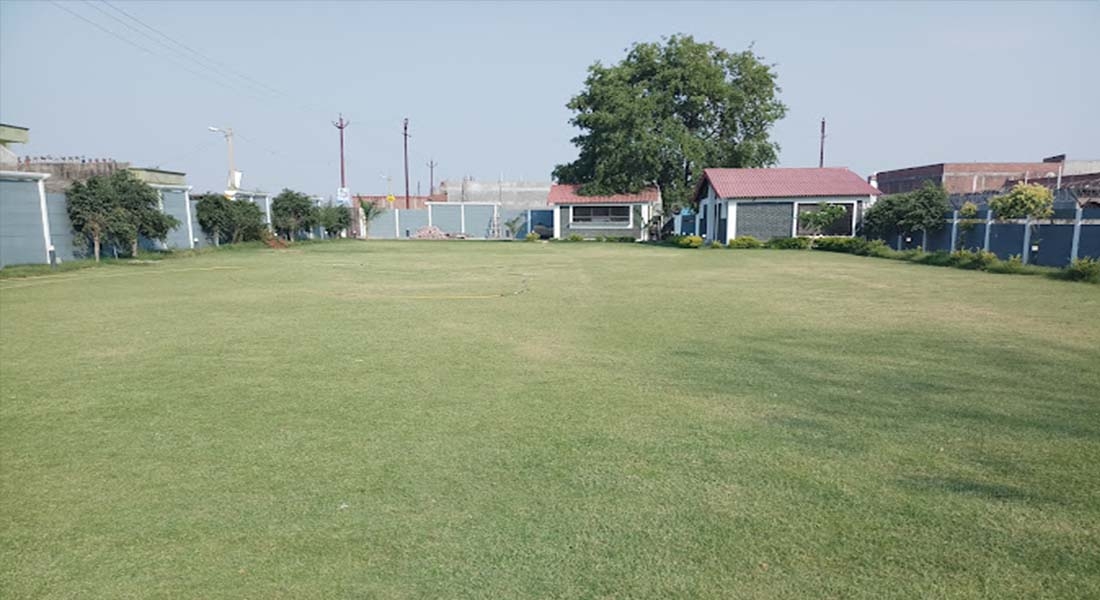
[1,241,1098,599]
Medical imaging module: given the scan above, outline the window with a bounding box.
[572,205,630,224]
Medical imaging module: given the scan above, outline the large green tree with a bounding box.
[66,170,178,261]
[553,34,787,210]
[271,189,317,241]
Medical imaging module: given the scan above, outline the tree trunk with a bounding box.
[93,233,101,263]
[131,239,139,258]
[214,227,220,247]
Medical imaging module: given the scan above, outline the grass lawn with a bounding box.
[1,240,1098,598]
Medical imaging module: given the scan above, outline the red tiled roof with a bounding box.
[548,184,660,205]
[701,168,881,199]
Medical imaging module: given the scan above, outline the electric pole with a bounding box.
[402,118,411,204]
[426,158,438,195]
[333,114,350,189]
[819,117,826,168]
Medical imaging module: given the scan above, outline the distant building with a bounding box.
[873,155,1100,195]
[0,123,30,168]
[438,179,551,213]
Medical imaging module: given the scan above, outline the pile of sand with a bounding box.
[412,226,448,240]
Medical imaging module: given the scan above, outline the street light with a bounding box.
[208,125,238,197]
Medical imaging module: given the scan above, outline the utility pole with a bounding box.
[426,158,438,195]
[402,118,411,205]
[332,114,350,189]
[208,126,237,195]
[819,117,826,168]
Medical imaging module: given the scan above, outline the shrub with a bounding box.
[1063,258,1100,283]
[525,231,540,242]
[727,236,763,249]
[567,233,584,242]
[764,236,811,250]
[864,239,897,258]
[677,235,704,248]
[813,237,866,254]
[987,254,1026,274]
[707,240,725,249]
[915,250,954,267]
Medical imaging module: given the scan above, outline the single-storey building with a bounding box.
[695,168,881,243]
[548,184,661,240]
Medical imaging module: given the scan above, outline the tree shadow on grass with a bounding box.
[898,475,1054,504]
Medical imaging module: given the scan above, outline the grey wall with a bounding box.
[398,209,428,238]
[0,178,46,267]
[431,205,462,234]
[463,205,495,238]
[161,189,191,249]
[558,205,644,239]
[371,209,397,239]
[736,203,793,241]
[46,192,77,262]
[188,198,209,249]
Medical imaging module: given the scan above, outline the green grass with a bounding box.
[2,240,1098,598]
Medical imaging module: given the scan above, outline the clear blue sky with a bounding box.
[2,1,1097,197]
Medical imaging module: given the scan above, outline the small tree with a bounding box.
[357,199,387,238]
[227,200,265,243]
[898,182,949,235]
[317,202,352,238]
[990,183,1053,261]
[271,189,317,241]
[862,182,948,244]
[800,203,848,240]
[957,200,980,249]
[194,193,232,246]
[990,183,1054,221]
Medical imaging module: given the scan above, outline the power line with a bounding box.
[99,0,332,117]
[50,1,267,102]
[81,1,241,90]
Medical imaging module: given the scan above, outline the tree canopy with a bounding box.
[317,202,352,238]
[990,183,1054,221]
[862,182,949,238]
[271,189,317,240]
[552,34,787,210]
[66,170,178,261]
[195,194,266,245]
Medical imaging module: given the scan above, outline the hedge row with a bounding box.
[661,234,1099,283]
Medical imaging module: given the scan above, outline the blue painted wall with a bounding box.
[0,178,47,267]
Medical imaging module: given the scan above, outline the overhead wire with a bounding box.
[98,0,334,117]
[49,1,233,91]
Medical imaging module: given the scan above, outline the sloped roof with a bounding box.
[548,184,660,205]
[702,168,881,199]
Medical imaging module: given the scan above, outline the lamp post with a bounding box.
[208,126,237,197]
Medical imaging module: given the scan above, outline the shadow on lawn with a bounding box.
[898,475,1048,504]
